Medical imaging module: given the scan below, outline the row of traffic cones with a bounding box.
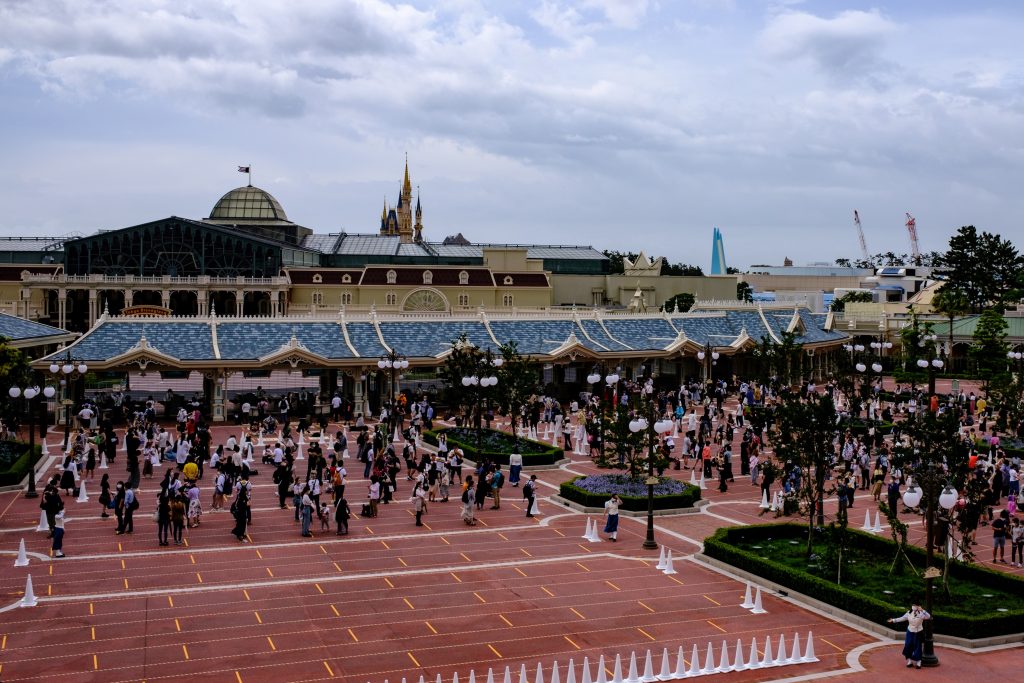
[379,632,818,683]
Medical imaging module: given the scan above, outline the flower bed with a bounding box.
[559,474,700,511]
[703,523,1024,640]
[422,428,563,467]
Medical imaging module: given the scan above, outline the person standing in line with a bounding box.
[98,474,111,518]
[334,496,351,535]
[300,485,314,537]
[412,482,427,527]
[992,509,1009,564]
[490,465,504,510]
[524,475,537,518]
[122,485,137,534]
[51,511,66,558]
[888,603,931,669]
[156,489,171,546]
[231,486,249,542]
[113,482,126,534]
[461,475,476,526]
[603,494,621,542]
[508,452,522,487]
[367,476,381,518]
[170,493,186,546]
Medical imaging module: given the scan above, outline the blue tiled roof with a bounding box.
[379,321,497,357]
[65,322,212,361]
[346,322,388,357]
[0,313,68,342]
[216,322,355,360]
[602,318,678,350]
[489,320,578,355]
[577,319,629,351]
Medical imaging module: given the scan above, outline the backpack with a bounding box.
[461,489,469,504]
[523,482,532,499]
[129,495,140,511]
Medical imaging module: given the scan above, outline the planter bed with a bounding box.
[422,427,563,467]
[559,474,701,512]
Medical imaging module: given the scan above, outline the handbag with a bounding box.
[152,509,160,522]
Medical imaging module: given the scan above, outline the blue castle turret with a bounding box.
[710,227,727,275]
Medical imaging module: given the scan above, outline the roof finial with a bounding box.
[403,154,412,194]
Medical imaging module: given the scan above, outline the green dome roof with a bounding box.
[209,186,288,222]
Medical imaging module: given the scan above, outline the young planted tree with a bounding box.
[970,308,1010,395]
[494,341,540,447]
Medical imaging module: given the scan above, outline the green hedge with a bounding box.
[0,441,43,488]
[703,523,1024,639]
[422,428,563,467]
[559,475,701,511]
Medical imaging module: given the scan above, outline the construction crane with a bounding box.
[852,210,870,261]
[905,212,921,263]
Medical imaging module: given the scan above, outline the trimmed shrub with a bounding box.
[0,441,43,487]
[703,523,1024,639]
[422,427,563,467]
[559,475,700,511]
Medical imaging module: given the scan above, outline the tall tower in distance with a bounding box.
[710,227,728,275]
[379,157,422,244]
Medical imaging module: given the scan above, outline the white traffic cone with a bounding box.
[746,637,760,669]
[519,663,528,683]
[580,657,591,683]
[861,510,872,530]
[656,649,670,681]
[750,586,767,614]
[469,674,476,683]
[872,511,882,533]
[760,636,773,668]
[802,632,818,663]
[613,653,624,683]
[624,653,637,683]
[662,549,677,575]
[437,673,443,683]
[788,632,801,664]
[583,518,593,539]
[20,574,38,607]
[15,538,29,567]
[773,634,787,666]
[655,545,667,570]
[731,638,745,672]
[503,667,511,683]
[564,660,575,683]
[486,670,494,683]
[588,520,601,543]
[740,582,754,608]
[76,480,89,503]
[688,469,697,485]
[536,662,545,683]
[641,650,655,683]
[41,438,48,455]
[595,656,607,683]
[686,645,700,677]
[300,430,308,446]
[99,453,108,469]
[454,674,460,683]
[550,662,560,683]
[295,443,305,461]
[671,646,686,679]
[769,491,778,512]
[717,641,731,673]
[698,472,706,490]
[700,643,716,674]
[759,490,770,509]
[36,509,49,532]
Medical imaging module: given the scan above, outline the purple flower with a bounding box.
[572,474,689,497]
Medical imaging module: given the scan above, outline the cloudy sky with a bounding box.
[1,0,1022,269]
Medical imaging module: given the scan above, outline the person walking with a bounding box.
[156,489,171,546]
[231,486,249,542]
[461,475,476,526]
[888,603,932,669]
[490,465,504,510]
[412,482,427,527]
[300,486,314,537]
[524,474,538,517]
[113,482,126,534]
[98,474,111,518]
[603,494,620,542]
[508,452,522,487]
[334,496,351,535]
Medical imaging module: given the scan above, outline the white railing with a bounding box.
[21,273,288,287]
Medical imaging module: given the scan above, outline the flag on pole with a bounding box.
[237,166,250,173]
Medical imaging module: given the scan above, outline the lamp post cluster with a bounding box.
[377,351,408,437]
[901,467,958,668]
[697,344,719,383]
[46,353,89,450]
[459,349,503,447]
[586,368,620,461]
[916,333,944,396]
[627,378,673,551]
[8,383,56,498]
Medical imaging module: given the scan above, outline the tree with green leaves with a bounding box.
[750,332,803,388]
[660,292,694,313]
[493,341,539,445]
[0,337,31,425]
[440,335,502,444]
[936,226,1023,311]
[829,290,872,313]
[736,281,753,302]
[930,286,970,358]
[970,308,1009,395]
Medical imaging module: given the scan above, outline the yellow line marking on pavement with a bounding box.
[320,545,328,554]
[451,572,462,583]
[499,614,514,627]
[120,559,126,570]
[553,529,565,537]
[315,583,324,594]
[90,628,95,641]
[365,526,375,535]
[266,567,274,578]
[182,645,190,660]
[243,590,251,601]
[175,618,181,632]
[254,611,262,624]
[638,601,655,613]
[605,580,620,591]
[93,655,99,671]
[189,554,195,565]
[235,672,243,683]
[333,561,342,572]
[330,604,340,617]
[498,532,510,541]
[267,636,276,651]
[89,602,94,615]
[196,572,203,584]
[638,628,656,641]
[384,577,395,589]
[244,535,251,543]
[820,638,845,652]
[488,644,503,658]
[477,518,489,526]
[440,536,451,545]
[474,591,487,603]
[578,544,592,553]
[48,584,52,596]
[564,636,581,650]
[381,540,390,549]
[521,548,532,557]
[460,552,472,562]
[667,575,685,586]
[167,596,174,607]
[122,579,128,590]
[706,620,726,633]
[255,549,263,559]
[575,562,591,572]
[403,597,415,610]
[408,652,421,667]
[703,594,721,606]
[398,557,409,567]
[348,628,359,642]
[118,543,122,552]
[425,621,438,634]
[323,661,335,677]
[570,607,586,620]
[515,568,528,577]
[183,538,189,547]
[541,586,555,597]
[423,523,432,530]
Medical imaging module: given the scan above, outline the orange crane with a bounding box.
[905,212,921,263]
[852,210,870,261]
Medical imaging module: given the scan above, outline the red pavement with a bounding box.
[0,393,1019,683]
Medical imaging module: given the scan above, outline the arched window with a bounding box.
[386,270,397,285]
[503,275,514,285]
[423,270,433,285]
[341,291,352,305]
[386,292,397,306]
[312,274,323,284]
[341,274,352,284]
[502,294,514,307]
[458,294,469,307]
[312,290,323,306]
[458,270,469,285]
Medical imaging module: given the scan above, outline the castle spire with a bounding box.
[403,153,412,195]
